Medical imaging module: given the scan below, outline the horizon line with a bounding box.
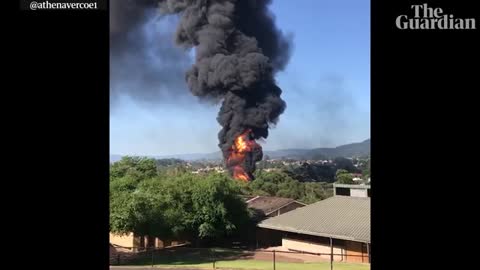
[110,138,370,157]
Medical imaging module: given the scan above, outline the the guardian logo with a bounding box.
[396,4,476,30]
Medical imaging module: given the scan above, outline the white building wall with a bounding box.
[350,189,368,198]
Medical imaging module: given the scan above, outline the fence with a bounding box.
[110,245,370,270]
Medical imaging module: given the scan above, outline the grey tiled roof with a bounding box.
[258,196,370,243]
[247,196,304,215]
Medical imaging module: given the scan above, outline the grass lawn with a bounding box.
[125,249,369,270]
[141,259,370,270]
[186,259,368,270]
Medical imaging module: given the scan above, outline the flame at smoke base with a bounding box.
[227,129,261,182]
[156,0,290,181]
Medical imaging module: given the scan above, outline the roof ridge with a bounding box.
[246,195,260,203]
[264,199,304,215]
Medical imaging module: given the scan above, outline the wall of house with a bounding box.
[110,232,134,248]
[350,189,368,198]
[280,233,369,263]
[282,238,346,261]
[346,241,369,263]
[110,232,188,250]
[156,238,165,248]
[256,228,283,248]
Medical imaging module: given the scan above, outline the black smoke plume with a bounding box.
[110,0,192,106]
[159,0,292,178]
[112,0,292,177]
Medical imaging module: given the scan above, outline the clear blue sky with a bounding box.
[110,0,370,156]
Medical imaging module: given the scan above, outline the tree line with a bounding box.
[110,156,366,244]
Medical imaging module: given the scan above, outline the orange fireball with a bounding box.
[227,129,259,182]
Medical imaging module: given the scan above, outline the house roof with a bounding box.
[258,196,370,243]
[241,195,258,201]
[334,184,370,189]
[246,196,306,215]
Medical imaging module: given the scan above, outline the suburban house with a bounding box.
[245,196,306,220]
[109,232,187,252]
[256,184,370,263]
[335,183,371,198]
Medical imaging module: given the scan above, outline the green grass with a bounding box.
[124,248,369,270]
[214,259,369,270]
[144,259,369,270]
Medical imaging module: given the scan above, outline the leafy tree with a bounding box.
[249,170,332,204]
[287,162,317,182]
[336,169,349,178]
[285,162,336,183]
[251,170,297,196]
[335,169,354,184]
[362,158,371,178]
[109,170,251,245]
[156,158,186,167]
[110,156,158,180]
[301,182,331,204]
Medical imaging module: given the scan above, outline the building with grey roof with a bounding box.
[245,196,306,219]
[256,184,370,263]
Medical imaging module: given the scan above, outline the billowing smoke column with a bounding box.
[158,0,291,181]
[110,1,290,181]
[110,0,193,105]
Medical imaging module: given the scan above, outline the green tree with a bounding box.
[362,158,371,178]
[244,169,336,204]
[335,169,354,184]
[300,182,331,204]
[335,169,349,178]
[110,156,158,180]
[110,178,152,236]
[109,170,251,245]
[250,171,294,196]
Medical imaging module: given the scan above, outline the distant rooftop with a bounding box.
[246,196,305,216]
[334,184,370,198]
[334,184,370,189]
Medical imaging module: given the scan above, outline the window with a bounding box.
[336,187,350,196]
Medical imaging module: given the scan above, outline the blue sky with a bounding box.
[110,0,370,156]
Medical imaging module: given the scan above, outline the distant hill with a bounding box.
[261,139,370,160]
[110,139,370,162]
[303,139,370,159]
[109,152,222,163]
